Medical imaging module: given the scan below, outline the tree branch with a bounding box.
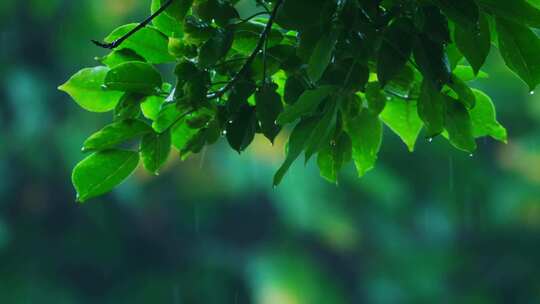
[92,0,174,49]
[207,0,284,99]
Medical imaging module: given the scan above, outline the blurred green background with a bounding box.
[1,1,540,303]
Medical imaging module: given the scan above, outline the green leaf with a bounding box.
[83,119,152,151]
[255,85,283,142]
[58,66,123,113]
[99,49,146,68]
[308,29,338,82]
[72,150,139,202]
[455,13,491,75]
[140,130,172,175]
[447,74,476,108]
[153,104,184,133]
[304,101,338,162]
[477,0,540,28]
[433,0,479,29]
[317,132,352,183]
[444,97,477,152]
[151,0,184,36]
[283,76,306,105]
[345,110,383,177]
[418,80,446,137]
[420,5,450,44]
[171,119,199,150]
[105,61,162,95]
[365,82,387,114]
[275,0,333,31]
[413,34,451,89]
[104,24,175,64]
[496,18,540,91]
[163,0,193,22]
[199,30,233,67]
[114,93,143,121]
[470,89,508,143]
[454,65,489,82]
[232,22,283,55]
[141,95,166,121]
[226,105,257,153]
[277,86,334,124]
[273,118,318,186]
[377,18,414,86]
[380,98,423,152]
[227,80,256,114]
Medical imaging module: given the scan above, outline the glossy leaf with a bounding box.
[478,0,540,28]
[317,132,352,183]
[496,18,540,90]
[277,86,334,124]
[433,0,479,29]
[377,18,414,86]
[304,101,338,162]
[72,150,139,202]
[345,111,383,177]
[274,118,318,186]
[418,81,446,137]
[365,82,387,114]
[58,66,123,112]
[255,86,283,142]
[455,13,491,75]
[104,24,175,64]
[140,130,172,174]
[470,89,508,143]
[380,98,423,152]
[105,62,162,95]
[226,105,257,153]
[83,119,152,151]
[413,35,451,89]
[447,74,476,109]
[444,97,477,152]
[308,29,338,82]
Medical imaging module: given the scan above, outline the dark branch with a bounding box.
[92,0,174,49]
[207,0,284,99]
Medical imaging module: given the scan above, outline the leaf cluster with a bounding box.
[59,0,540,202]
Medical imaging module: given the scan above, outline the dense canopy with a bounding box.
[59,0,540,202]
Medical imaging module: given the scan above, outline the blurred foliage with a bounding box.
[1,0,540,303]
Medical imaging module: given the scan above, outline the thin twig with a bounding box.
[92,0,174,49]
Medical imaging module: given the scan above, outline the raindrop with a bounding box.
[530,90,535,95]
[469,153,474,158]
[100,84,108,89]
[222,130,227,136]
[228,120,233,124]
[427,137,433,143]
